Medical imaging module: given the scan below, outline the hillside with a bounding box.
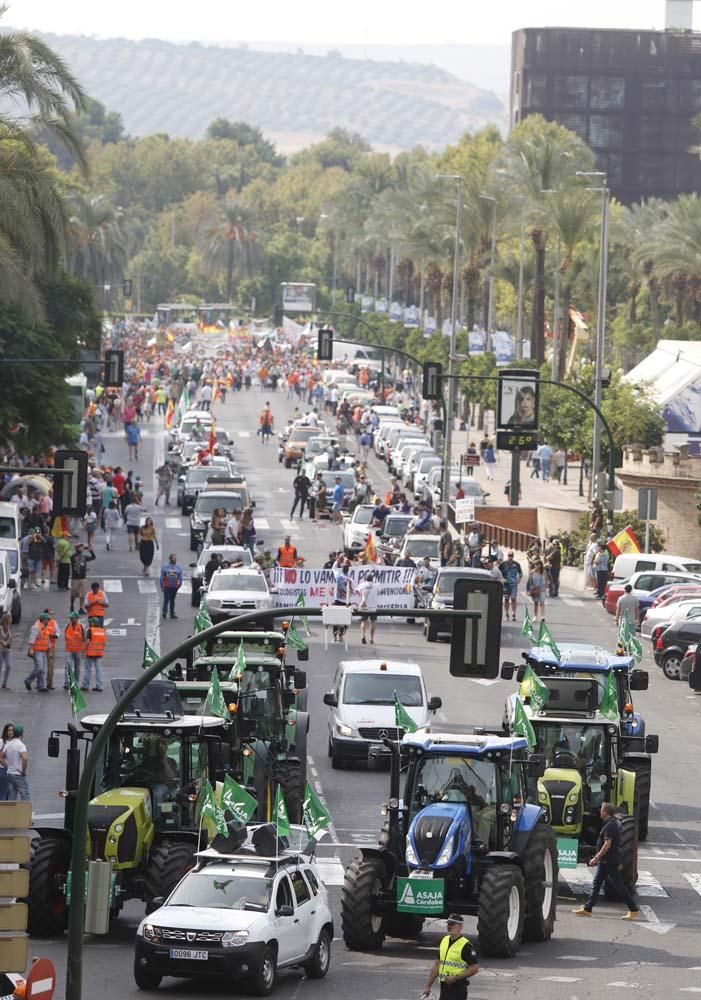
[36,32,506,151]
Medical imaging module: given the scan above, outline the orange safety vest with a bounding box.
[32,622,51,652]
[86,590,107,616]
[47,618,59,647]
[85,626,106,659]
[65,622,85,653]
[260,409,273,427]
[277,544,298,568]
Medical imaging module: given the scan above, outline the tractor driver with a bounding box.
[439,768,497,850]
[140,736,179,813]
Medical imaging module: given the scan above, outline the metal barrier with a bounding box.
[446,506,542,555]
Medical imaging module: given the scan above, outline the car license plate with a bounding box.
[169,949,207,961]
[368,743,390,756]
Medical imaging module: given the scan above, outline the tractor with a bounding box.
[341,730,557,959]
[503,677,658,895]
[27,680,228,937]
[167,629,309,823]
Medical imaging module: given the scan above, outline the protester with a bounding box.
[4,724,29,801]
[160,553,183,620]
[70,542,96,614]
[357,571,379,645]
[139,517,159,575]
[81,617,107,692]
[0,614,11,690]
[64,611,85,691]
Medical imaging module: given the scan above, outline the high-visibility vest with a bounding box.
[47,618,59,647]
[438,935,469,983]
[65,622,85,653]
[86,590,107,617]
[32,622,51,652]
[277,544,297,568]
[85,626,106,658]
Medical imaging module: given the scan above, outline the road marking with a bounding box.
[606,982,640,989]
[106,628,127,637]
[179,581,192,594]
[138,580,157,593]
[559,955,597,961]
[636,870,669,897]
[254,518,270,530]
[146,597,161,656]
[165,517,182,529]
[539,977,582,983]
[563,866,667,897]
[102,579,123,593]
[562,596,585,608]
[683,873,701,897]
[680,990,701,993]
[238,430,251,438]
[120,617,142,626]
[279,519,297,533]
[638,903,676,934]
[468,678,500,686]
[640,855,701,864]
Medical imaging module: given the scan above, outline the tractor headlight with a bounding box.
[114,823,123,833]
[567,792,579,803]
[222,930,249,948]
[436,835,455,866]
[538,790,548,803]
[405,840,418,865]
[142,923,156,940]
[108,836,117,845]
[565,806,575,820]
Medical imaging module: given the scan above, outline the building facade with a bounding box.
[510,26,701,203]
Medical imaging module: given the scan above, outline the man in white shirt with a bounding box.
[5,725,29,801]
[358,571,379,645]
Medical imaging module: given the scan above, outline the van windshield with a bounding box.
[343,673,423,706]
[0,517,17,540]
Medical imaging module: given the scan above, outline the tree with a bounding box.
[67,191,127,289]
[198,201,262,302]
[205,119,282,165]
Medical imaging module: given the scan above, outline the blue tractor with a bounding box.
[341,731,557,958]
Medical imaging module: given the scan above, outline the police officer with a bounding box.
[422,914,478,1000]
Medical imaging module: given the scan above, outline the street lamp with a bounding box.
[479,194,497,349]
[436,173,462,505]
[576,170,609,501]
[320,213,338,305]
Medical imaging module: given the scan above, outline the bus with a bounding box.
[154,303,198,327]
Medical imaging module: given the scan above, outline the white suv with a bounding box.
[135,829,333,995]
[204,568,273,623]
[342,504,375,555]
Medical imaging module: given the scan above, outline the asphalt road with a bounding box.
[14,384,701,1000]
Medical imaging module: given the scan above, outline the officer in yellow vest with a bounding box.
[422,914,478,1000]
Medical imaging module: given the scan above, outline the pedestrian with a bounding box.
[25,611,51,692]
[154,462,175,506]
[594,542,610,599]
[483,442,496,481]
[83,508,98,549]
[574,803,640,920]
[55,531,72,589]
[0,614,12,689]
[0,723,13,799]
[81,617,106,692]
[4,724,29,801]
[527,559,547,620]
[499,551,523,622]
[332,561,354,642]
[26,526,43,590]
[124,495,147,552]
[64,610,85,691]
[421,913,479,1000]
[240,508,256,554]
[70,542,96,614]
[465,442,478,477]
[259,402,274,443]
[537,441,553,480]
[44,607,59,690]
[138,517,159,575]
[440,520,453,568]
[616,583,640,628]
[545,537,561,598]
[529,452,541,479]
[126,422,141,462]
[39,530,55,587]
[290,471,311,520]
[276,536,299,568]
[554,447,567,482]
[583,531,599,592]
[85,581,109,625]
[357,571,379,645]
[160,553,183,620]
[103,501,121,551]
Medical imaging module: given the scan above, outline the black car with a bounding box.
[654,618,701,680]
[179,467,220,515]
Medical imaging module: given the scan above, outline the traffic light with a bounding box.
[317,325,334,362]
[54,449,89,518]
[0,801,31,972]
[273,305,284,327]
[122,278,133,297]
[422,362,442,401]
[345,285,356,304]
[449,576,504,679]
[104,349,124,388]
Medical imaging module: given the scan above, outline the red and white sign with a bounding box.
[26,959,56,1000]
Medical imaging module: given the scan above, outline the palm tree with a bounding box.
[67,192,127,290]
[199,201,261,302]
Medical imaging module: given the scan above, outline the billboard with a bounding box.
[497,369,540,431]
[280,282,317,313]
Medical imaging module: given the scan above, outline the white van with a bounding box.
[0,550,21,623]
[612,553,701,581]
[332,340,384,365]
[374,420,404,458]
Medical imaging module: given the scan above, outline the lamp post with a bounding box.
[479,194,497,350]
[576,170,609,501]
[516,200,525,360]
[436,173,462,505]
[320,213,338,305]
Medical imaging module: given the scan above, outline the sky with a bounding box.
[6,0,700,47]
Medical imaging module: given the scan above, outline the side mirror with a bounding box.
[297,648,309,662]
[47,736,60,758]
[276,904,294,918]
[189,563,196,568]
[645,734,659,754]
[501,661,515,680]
[427,696,442,712]
[294,669,307,690]
[150,896,165,910]
[515,666,526,683]
[629,670,649,691]
[323,693,337,708]
[527,753,546,778]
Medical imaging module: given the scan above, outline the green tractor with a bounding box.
[27,680,228,937]
[504,675,659,896]
[167,629,309,823]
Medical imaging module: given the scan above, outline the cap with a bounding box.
[88,617,100,624]
[39,612,50,621]
[12,724,23,737]
[69,611,79,619]
[446,913,464,926]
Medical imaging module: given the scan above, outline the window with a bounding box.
[304,869,319,896]
[640,117,678,152]
[525,73,547,109]
[589,115,624,149]
[590,76,625,110]
[554,113,588,141]
[596,152,623,186]
[680,79,701,111]
[514,71,520,96]
[634,560,656,572]
[276,875,293,911]
[642,79,678,113]
[554,75,589,109]
[291,871,311,905]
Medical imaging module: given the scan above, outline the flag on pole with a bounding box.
[537,619,561,659]
[618,612,643,663]
[229,640,247,681]
[164,398,175,429]
[212,381,221,404]
[274,785,291,839]
[208,419,217,454]
[512,696,536,748]
[221,774,257,824]
[521,609,537,643]
[142,640,159,670]
[67,664,87,717]
[599,670,620,722]
[394,692,418,733]
[295,593,312,636]
[522,665,550,711]
[285,623,307,652]
[303,782,332,839]
[204,669,229,721]
[199,779,228,836]
[194,601,213,633]
[607,526,641,557]
[362,534,377,563]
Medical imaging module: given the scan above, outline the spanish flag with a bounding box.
[208,420,217,454]
[164,398,175,429]
[212,381,221,404]
[607,525,641,557]
[362,534,377,563]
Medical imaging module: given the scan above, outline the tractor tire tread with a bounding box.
[144,840,196,906]
[477,864,525,958]
[341,856,386,951]
[522,822,558,942]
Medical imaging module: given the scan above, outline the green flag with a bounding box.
[394,692,418,734]
[619,613,643,663]
[229,640,247,681]
[537,619,561,659]
[521,609,537,643]
[194,602,213,633]
[67,664,87,717]
[221,774,257,824]
[295,593,312,636]
[512,696,537,749]
[286,622,308,652]
[303,782,332,840]
[199,779,228,836]
[204,669,229,721]
[600,670,619,722]
[142,640,159,670]
[522,665,550,712]
[274,785,291,839]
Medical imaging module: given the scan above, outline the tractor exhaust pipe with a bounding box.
[384,738,401,851]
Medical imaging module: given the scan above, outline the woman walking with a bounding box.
[0,615,11,689]
[138,517,159,576]
[483,442,496,481]
[240,508,257,554]
[527,559,547,620]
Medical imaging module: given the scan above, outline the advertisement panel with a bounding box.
[497,369,539,431]
[269,566,415,609]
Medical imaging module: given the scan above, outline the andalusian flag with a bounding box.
[295,593,312,636]
[286,623,308,652]
[522,665,550,711]
[204,669,229,721]
[303,782,332,840]
[600,670,620,722]
[274,786,291,839]
[619,613,643,663]
[67,664,87,717]
[199,780,228,836]
[229,640,247,681]
[142,640,159,670]
[221,775,257,824]
[394,693,417,733]
[164,398,175,429]
[537,619,561,659]
[521,609,537,643]
[608,526,641,557]
[512,696,536,748]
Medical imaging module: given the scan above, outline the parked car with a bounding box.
[612,552,701,580]
[603,570,701,615]
[282,427,322,467]
[204,567,274,623]
[376,514,413,563]
[0,550,21,624]
[653,618,701,679]
[642,598,701,638]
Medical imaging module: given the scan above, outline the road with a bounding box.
[15,384,701,1000]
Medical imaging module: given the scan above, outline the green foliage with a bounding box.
[562,510,665,567]
[205,119,282,165]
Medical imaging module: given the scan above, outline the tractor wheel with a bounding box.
[385,912,424,940]
[477,865,525,958]
[425,623,438,643]
[521,822,557,942]
[341,856,387,950]
[604,815,638,900]
[625,759,652,842]
[274,759,303,825]
[144,841,196,910]
[27,834,71,937]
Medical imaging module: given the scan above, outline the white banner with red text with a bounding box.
[269,566,416,610]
